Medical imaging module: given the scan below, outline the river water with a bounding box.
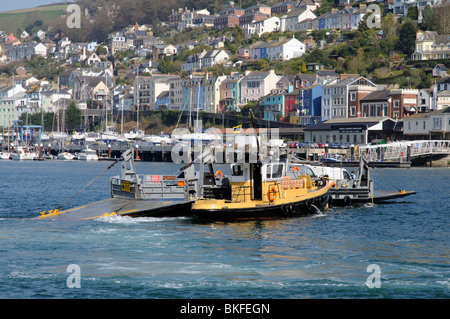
[0,160,448,301]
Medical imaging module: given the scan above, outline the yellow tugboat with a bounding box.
[192,160,330,220]
[192,111,329,220]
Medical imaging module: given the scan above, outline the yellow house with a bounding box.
[412,30,450,60]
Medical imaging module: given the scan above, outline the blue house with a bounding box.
[298,83,322,126]
[182,76,206,112]
[156,91,170,110]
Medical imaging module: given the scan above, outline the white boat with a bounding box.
[10,147,38,160]
[101,127,119,142]
[57,152,76,160]
[0,151,11,160]
[49,132,69,140]
[124,130,145,140]
[71,132,86,141]
[85,132,101,143]
[77,148,99,161]
[143,133,173,145]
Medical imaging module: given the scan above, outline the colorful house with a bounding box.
[298,83,322,126]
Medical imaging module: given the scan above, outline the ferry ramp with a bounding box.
[36,197,194,221]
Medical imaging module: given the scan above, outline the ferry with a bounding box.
[191,159,330,220]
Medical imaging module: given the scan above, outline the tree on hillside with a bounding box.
[65,102,82,131]
[421,5,434,31]
[395,20,417,56]
[433,2,450,34]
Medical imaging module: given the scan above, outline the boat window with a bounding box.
[232,164,243,176]
[343,171,351,180]
[267,164,284,179]
[272,164,283,178]
[305,167,316,177]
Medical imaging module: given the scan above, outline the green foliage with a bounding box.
[65,102,82,131]
[395,20,417,56]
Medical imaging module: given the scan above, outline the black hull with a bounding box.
[329,189,416,207]
[121,200,194,218]
[192,193,330,220]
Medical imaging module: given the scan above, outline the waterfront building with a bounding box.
[403,106,450,140]
[304,117,400,144]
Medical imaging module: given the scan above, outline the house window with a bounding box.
[350,106,356,116]
[383,104,389,117]
[394,100,400,108]
[350,93,356,101]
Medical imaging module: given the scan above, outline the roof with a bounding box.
[360,90,391,101]
[242,71,272,80]
[304,117,395,131]
[316,70,338,77]
[285,8,308,19]
[295,73,317,83]
[157,91,169,99]
[323,76,359,87]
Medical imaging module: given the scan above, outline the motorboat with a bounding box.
[57,152,76,160]
[143,133,173,145]
[10,146,38,160]
[0,151,11,160]
[124,130,145,140]
[77,148,99,161]
[85,132,101,143]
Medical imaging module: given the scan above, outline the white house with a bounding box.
[181,49,231,73]
[280,8,316,32]
[84,52,102,66]
[266,37,306,61]
[243,16,281,38]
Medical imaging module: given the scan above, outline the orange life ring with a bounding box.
[292,166,299,173]
[268,186,277,202]
[330,182,337,188]
[215,170,223,180]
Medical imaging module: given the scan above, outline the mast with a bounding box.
[137,76,140,131]
[250,110,260,161]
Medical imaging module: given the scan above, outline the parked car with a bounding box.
[289,141,304,148]
[328,142,340,149]
[320,153,343,163]
[316,142,328,148]
[303,141,318,148]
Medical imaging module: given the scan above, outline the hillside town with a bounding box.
[0,0,449,146]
